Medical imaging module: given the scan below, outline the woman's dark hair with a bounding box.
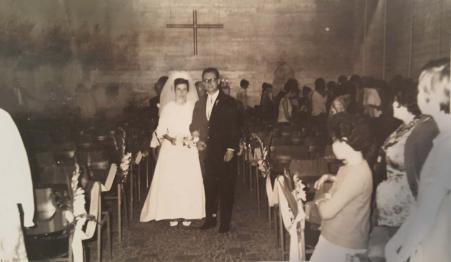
[240,79,250,88]
[262,82,272,91]
[314,78,326,90]
[394,78,421,116]
[329,112,373,158]
[174,78,189,91]
[284,78,298,92]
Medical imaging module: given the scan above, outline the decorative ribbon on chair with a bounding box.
[72,182,101,262]
[266,175,279,207]
[101,164,118,192]
[276,176,306,262]
[135,151,143,165]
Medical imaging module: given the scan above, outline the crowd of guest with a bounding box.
[184,58,449,262]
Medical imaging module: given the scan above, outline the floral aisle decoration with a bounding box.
[293,173,308,260]
[276,172,308,261]
[250,133,271,178]
[56,163,97,262]
[111,126,132,183]
[119,152,132,183]
[247,132,280,207]
[237,137,247,157]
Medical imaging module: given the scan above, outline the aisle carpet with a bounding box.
[88,180,281,261]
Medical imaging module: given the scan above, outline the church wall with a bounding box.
[0,0,358,117]
[354,0,451,81]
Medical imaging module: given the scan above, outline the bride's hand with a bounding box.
[163,134,177,145]
[192,130,200,138]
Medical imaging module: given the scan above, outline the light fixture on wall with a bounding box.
[324,27,331,32]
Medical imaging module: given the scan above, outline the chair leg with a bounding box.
[248,162,253,191]
[275,207,280,248]
[68,231,73,262]
[97,221,102,262]
[268,205,272,229]
[117,184,122,243]
[256,168,261,216]
[130,164,134,221]
[279,210,286,260]
[137,163,141,202]
[103,211,112,259]
[123,184,129,227]
[241,155,246,184]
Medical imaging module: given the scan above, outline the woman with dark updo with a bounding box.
[375,79,436,229]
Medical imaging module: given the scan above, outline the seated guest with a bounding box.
[326,81,338,112]
[328,94,352,116]
[386,58,451,262]
[277,78,298,125]
[259,82,276,122]
[312,78,328,117]
[219,80,231,95]
[297,86,312,126]
[195,80,206,97]
[310,113,373,262]
[299,86,312,113]
[312,78,328,137]
[375,78,436,232]
[149,75,169,119]
[236,79,250,109]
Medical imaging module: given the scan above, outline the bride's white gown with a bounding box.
[140,101,205,222]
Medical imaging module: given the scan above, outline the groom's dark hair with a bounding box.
[202,67,220,79]
[174,78,190,91]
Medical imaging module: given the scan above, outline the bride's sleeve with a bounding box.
[155,104,171,138]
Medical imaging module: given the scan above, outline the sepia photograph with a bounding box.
[0,0,450,261]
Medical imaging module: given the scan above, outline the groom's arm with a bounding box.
[225,99,241,152]
[190,100,201,133]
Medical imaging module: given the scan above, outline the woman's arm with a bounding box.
[386,164,448,262]
[316,170,366,220]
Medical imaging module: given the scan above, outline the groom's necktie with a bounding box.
[206,96,213,121]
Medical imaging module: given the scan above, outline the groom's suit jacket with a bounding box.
[190,91,241,170]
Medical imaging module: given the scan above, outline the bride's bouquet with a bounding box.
[182,135,198,148]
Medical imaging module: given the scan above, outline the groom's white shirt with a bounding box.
[206,90,220,121]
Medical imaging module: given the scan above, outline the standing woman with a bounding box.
[310,113,373,262]
[375,79,435,230]
[140,71,205,227]
[386,58,451,262]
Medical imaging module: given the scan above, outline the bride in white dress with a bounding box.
[140,71,205,226]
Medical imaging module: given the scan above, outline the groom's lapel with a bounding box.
[209,91,223,122]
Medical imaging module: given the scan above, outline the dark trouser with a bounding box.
[204,158,237,228]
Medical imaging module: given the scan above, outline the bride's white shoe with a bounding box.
[182,221,191,227]
[169,221,179,227]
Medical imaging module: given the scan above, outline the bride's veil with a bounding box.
[159,71,198,115]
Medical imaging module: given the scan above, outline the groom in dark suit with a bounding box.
[190,67,241,233]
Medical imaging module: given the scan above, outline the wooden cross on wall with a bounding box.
[167,9,224,56]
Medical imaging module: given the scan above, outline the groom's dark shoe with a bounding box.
[200,219,217,230]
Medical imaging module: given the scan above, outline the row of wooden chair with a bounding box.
[27,123,153,262]
[238,131,311,261]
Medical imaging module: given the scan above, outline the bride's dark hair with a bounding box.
[174,78,190,91]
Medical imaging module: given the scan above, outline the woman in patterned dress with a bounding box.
[385,58,451,262]
[375,79,432,229]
